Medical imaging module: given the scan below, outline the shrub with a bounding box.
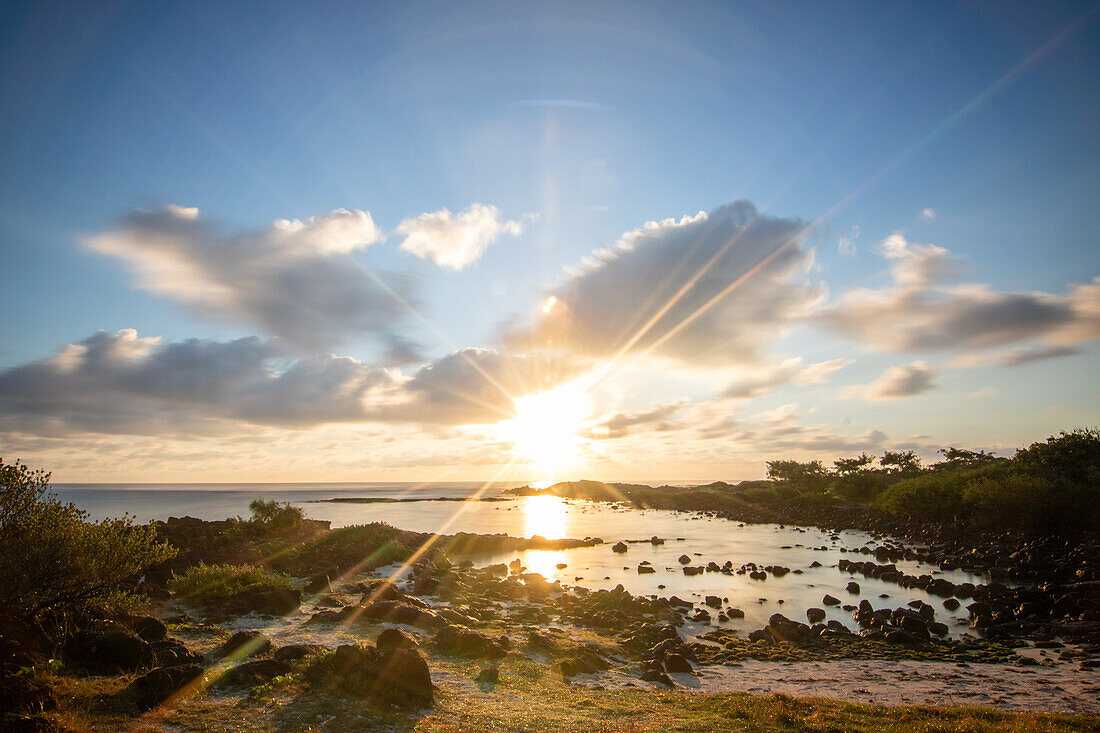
[1013,428,1100,486]
[0,458,177,625]
[248,498,306,529]
[168,562,291,602]
[876,471,966,523]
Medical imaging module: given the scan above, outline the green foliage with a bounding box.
[0,458,177,623]
[936,446,1000,470]
[765,460,828,493]
[875,429,1100,532]
[248,497,306,529]
[168,561,291,601]
[829,470,890,502]
[876,471,967,522]
[833,453,875,476]
[880,449,921,475]
[274,522,416,576]
[1013,427,1100,486]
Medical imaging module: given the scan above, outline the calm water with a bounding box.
[58,484,986,636]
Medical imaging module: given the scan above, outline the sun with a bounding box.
[497,382,593,479]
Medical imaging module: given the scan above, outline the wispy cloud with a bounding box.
[842,360,937,401]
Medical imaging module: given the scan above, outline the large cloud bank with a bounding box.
[507,201,822,367]
[0,329,576,436]
[821,234,1100,360]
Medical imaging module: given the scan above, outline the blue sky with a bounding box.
[1,1,1097,481]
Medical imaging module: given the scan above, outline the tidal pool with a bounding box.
[301,495,987,637]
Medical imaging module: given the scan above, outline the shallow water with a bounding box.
[60,486,987,637]
[332,495,984,636]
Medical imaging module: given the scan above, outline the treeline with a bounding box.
[751,428,1099,533]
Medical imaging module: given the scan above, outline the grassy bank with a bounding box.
[44,653,1100,732]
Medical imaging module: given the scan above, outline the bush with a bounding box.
[876,472,966,523]
[248,498,306,529]
[1013,428,1100,486]
[168,562,291,602]
[829,471,890,502]
[0,459,176,625]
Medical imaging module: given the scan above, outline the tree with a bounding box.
[766,459,828,493]
[833,453,875,476]
[0,458,176,624]
[937,447,999,469]
[880,450,921,475]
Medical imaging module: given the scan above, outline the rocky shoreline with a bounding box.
[4,509,1099,730]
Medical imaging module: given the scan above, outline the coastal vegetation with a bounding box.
[167,563,293,605]
[514,428,1100,536]
[0,458,176,630]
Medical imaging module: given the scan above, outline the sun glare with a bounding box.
[497,383,592,479]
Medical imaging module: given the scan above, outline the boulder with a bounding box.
[222,585,301,617]
[151,638,202,667]
[214,631,271,660]
[822,594,841,606]
[806,608,826,623]
[612,542,629,553]
[355,600,440,629]
[376,628,420,653]
[663,653,693,674]
[130,616,167,642]
[846,582,860,594]
[370,647,434,706]
[677,555,691,565]
[557,647,609,677]
[64,630,155,674]
[943,598,961,612]
[216,659,291,689]
[640,669,674,686]
[312,644,433,707]
[638,564,656,574]
[762,613,812,643]
[704,596,722,609]
[121,664,203,710]
[885,629,917,644]
[274,644,327,663]
[433,625,508,659]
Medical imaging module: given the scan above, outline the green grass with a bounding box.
[167,561,292,602]
[39,648,1100,732]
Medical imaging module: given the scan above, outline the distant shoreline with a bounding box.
[308,496,514,504]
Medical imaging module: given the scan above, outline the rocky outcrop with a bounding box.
[120,664,203,710]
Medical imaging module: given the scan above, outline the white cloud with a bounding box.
[507,200,822,367]
[397,203,529,270]
[820,235,1100,358]
[921,208,937,222]
[841,360,937,401]
[84,206,405,351]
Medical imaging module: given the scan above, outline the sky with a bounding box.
[1,0,1098,483]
